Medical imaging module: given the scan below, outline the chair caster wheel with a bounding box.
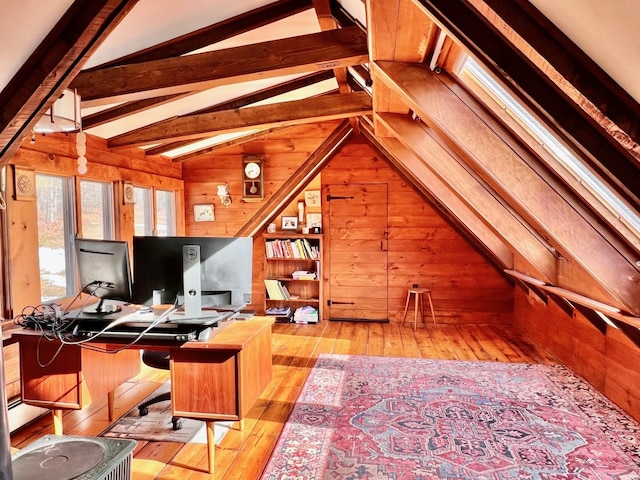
[172,417,183,431]
[139,406,149,417]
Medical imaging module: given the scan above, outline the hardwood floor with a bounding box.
[9,321,558,479]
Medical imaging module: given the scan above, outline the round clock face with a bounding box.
[244,161,261,179]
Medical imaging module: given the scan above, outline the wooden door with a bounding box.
[324,183,389,321]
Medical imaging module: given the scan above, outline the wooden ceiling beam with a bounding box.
[71,26,368,106]
[235,119,353,237]
[415,0,640,206]
[481,0,640,151]
[107,92,371,148]
[0,0,140,164]
[82,93,192,129]
[376,60,640,313]
[143,71,336,156]
[169,127,287,163]
[91,0,313,69]
[377,112,552,280]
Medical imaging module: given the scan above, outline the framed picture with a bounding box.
[304,190,321,207]
[306,213,322,229]
[194,204,215,222]
[12,166,36,201]
[281,216,298,231]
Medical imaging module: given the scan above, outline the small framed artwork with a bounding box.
[304,190,321,207]
[306,213,322,229]
[194,204,215,222]
[12,166,36,201]
[281,216,298,231]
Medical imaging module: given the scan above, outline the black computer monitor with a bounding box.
[75,238,133,314]
[132,236,253,310]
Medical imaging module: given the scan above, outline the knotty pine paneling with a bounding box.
[515,286,640,421]
[322,136,513,324]
[181,122,340,312]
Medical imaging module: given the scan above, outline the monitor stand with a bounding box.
[82,298,122,314]
[167,245,221,326]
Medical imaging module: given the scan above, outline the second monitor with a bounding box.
[132,236,253,315]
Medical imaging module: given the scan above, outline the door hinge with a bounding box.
[326,195,354,201]
[328,299,355,306]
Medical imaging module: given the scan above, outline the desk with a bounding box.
[13,318,273,473]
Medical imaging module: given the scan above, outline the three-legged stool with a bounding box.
[402,287,436,329]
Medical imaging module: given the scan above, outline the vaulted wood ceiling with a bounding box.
[0,0,638,324]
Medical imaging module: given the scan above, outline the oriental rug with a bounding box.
[101,382,230,444]
[260,354,640,479]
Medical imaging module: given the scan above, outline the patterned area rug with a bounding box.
[261,354,640,479]
[101,383,230,444]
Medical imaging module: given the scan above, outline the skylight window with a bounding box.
[458,56,640,246]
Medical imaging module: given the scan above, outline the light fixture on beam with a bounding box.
[33,88,81,133]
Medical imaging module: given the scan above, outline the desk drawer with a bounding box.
[170,349,238,420]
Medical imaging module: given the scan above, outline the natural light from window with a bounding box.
[459,56,640,244]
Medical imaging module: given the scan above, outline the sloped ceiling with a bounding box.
[0,0,638,321]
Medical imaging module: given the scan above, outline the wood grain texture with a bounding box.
[10,319,578,479]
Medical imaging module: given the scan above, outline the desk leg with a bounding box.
[108,391,115,422]
[52,409,63,435]
[206,421,215,474]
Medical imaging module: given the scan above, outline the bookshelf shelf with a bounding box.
[263,234,323,323]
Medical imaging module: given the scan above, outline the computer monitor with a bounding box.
[132,236,253,311]
[75,238,133,314]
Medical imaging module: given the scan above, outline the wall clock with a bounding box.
[242,155,264,201]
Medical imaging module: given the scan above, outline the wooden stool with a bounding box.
[402,287,436,329]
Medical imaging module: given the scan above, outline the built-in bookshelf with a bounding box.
[263,234,322,323]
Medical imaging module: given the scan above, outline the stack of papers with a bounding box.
[292,270,317,280]
[293,305,318,324]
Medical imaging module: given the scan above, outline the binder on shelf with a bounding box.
[264,279,290,300]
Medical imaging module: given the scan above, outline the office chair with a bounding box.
[137,350,183,430]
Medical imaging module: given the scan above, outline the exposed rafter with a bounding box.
[71,26,368,106]
[91,0,313,70]
[107,92,372,148]
[0,0,140,164]
[414,0,640,205]
[376,59,640,313]
[143,71,336,156]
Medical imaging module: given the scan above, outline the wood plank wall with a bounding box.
[182,124,514,323]
[514,287,640,422]
[181,122,337,312]
[3,132,184,403]
[321,136,513,324]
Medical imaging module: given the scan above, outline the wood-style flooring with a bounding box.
[9,321,558,479]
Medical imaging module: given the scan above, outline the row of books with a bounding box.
[266,238,320,260]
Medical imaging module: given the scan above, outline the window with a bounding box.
[458,56,640,245]
[134,186,153,236]
[79,180,114,240]
[36,174,76,301]
[155,189,176,236]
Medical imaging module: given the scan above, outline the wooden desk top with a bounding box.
[181,317,274,351]
[9,317,274,351]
